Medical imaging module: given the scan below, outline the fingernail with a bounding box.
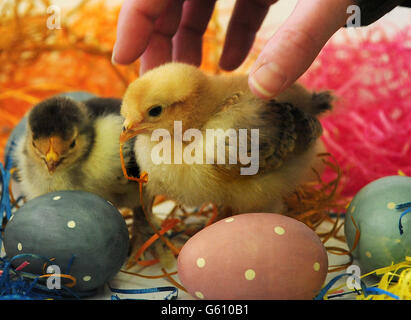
[111,42,118,65]
[249,62,287,98]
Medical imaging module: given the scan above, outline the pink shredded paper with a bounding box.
[300,26,411,197]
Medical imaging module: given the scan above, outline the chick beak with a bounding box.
[120,120,147,143]
[45,143,60,174]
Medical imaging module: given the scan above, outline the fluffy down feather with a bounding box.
[120,63,332,214]
[14,96,140,209]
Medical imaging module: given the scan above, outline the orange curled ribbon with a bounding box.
[38,274,77,288]
[134,218,181,266]
[119,142,181,264]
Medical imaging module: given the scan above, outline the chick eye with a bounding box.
[148,105,163,117]
[69,140,76,149]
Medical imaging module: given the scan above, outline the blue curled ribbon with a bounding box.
[0,253,87,300]
[314,273,362,300]
[395,202,411,235]
[362,287,399,300]
[109,285,178,300]
[314,273,400,300]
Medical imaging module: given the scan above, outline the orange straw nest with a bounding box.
[0,0,255,161]
[1,0,353,286]
[118,151,352,277]
[283,153,353,272]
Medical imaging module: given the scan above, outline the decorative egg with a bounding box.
[4,116,27,167]
[177,213,328,300]
[345,176,411,275]
[4,190,129,294]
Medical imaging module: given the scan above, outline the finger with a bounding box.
[139,0,185,73]
[112,0,174,65]
[249,0,354,99]
[219,0,277,71]
[172,0,217,66]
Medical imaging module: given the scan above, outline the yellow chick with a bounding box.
[12,95,174,269]
[120,62,332,214]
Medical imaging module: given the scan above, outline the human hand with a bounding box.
[112,0,353,99]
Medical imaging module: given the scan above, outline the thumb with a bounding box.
[249,0,354,99]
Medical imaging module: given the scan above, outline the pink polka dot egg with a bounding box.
[177,213,328,300]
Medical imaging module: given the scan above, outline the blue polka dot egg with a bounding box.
[345,176,411,275]
[3,190,129,294]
